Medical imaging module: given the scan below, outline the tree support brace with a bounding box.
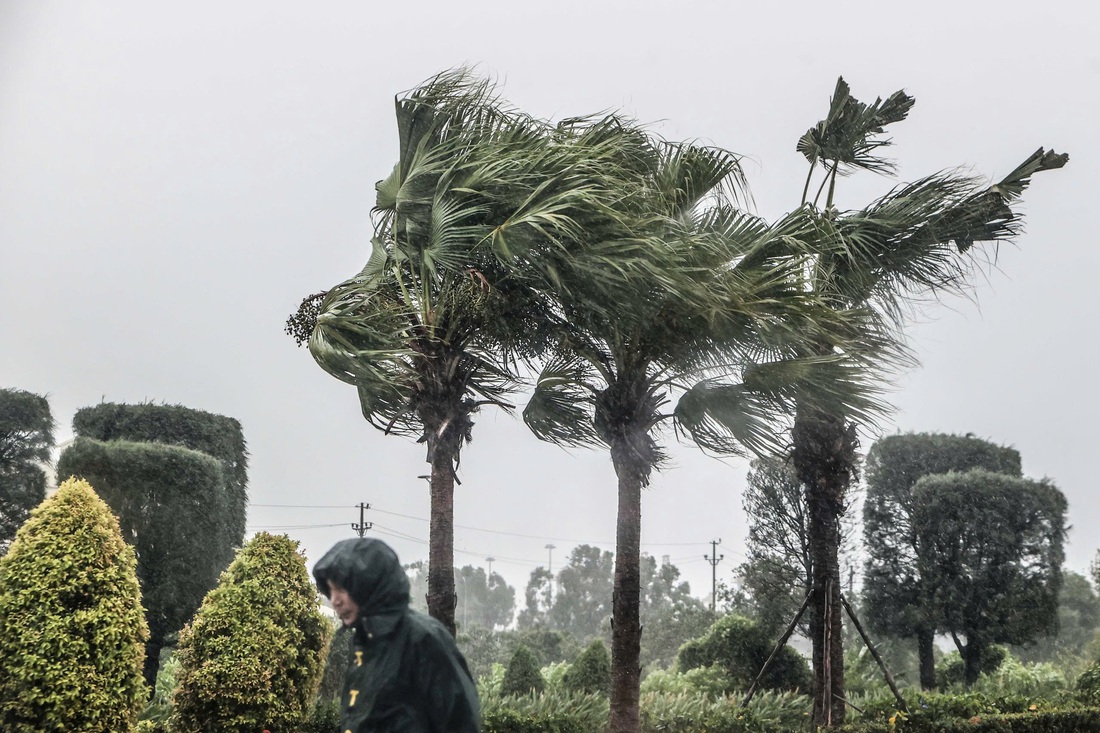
[840,594,909,715]
[740,591,812,708]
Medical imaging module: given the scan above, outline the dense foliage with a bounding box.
[71,402,248,541]
[0,478,148,733]
[1010,571,1100,669]
[58,436,235,686]
[169,532,331,733]
[863,432,1023,688]
[677,614,811,693]
[0,387,54,550]
[913,470,1066,686]
[736,457,812,635]
[561,639,611,696]
[502,645,546,696]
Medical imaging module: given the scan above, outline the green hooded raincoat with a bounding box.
[314,538,482,733]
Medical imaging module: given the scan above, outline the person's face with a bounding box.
[327,579,360,626]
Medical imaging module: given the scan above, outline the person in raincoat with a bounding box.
[313,537,482,733]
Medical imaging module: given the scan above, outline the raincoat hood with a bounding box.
[314,538,410,618]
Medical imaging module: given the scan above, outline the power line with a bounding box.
[245,521,347,528]
[256,502,711,548]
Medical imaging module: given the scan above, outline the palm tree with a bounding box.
[523,136,883,733]
[287,71,662,635]
[779,77,1066,726]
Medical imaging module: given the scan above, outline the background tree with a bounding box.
[290,71,656,636]
[517,565,555,630]
[170,533,331,733]
[639,554,713,672]
[59,402,247,688]
[1007,571,1099,668]
[548,544,615,640]
[0,387,54,551]
[773,77,1065,725]
[863,432,1022,688]
[455,564,516,630]
[0,478,147,733]
[736,457,813,636]
[912,469,1066,686]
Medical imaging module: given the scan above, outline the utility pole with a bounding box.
[545,544,556,604]
[704,538,724,613]
[485,556,495,578]
[352,502,373,537]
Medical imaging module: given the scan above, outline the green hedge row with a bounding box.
[838,708,1100,733]
[483,709,589,733]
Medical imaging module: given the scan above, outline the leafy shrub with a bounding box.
[965,653,1067,699]
[315,621,351,701]
[639,692,770,733]
[937,645,1008,688]
[846,690,1098,732]
[502,645,546,696]
[141,651,181,725]
[482,708,589,733]
[541,661,571,691]
[169,533,331,733]
[640,665,735,699]
[0,478,148,733]
[482,689,608,733]
[838,708,1100,733]
[561,639,611,696]
[299,698,341,733]
[1076,660,1100,704]
[479,662,507,698]
[677,614,811,693]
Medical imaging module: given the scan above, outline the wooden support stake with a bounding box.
[840,594,909,715]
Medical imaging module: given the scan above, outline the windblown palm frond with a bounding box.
[813,146,1068,325]
[523,350,604,448]
[797,76,915,179]
[674,352,888,459]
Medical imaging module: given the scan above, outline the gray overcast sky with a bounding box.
[2,0,1097,602]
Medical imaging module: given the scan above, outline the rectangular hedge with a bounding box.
[837,707,1100,733]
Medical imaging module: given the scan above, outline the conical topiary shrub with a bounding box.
[169,532,331,733]
[561,639,611,696]
[501,644,545,696]
[0,477,148,733]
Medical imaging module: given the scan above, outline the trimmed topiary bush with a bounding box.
[59,435,240,687]
[169,532,331,733]
[502,645,546,696]
[0,477,149,733]
[677,614,811,693]
[561,639,611,696]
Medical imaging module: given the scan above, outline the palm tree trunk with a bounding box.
[608,442,643,733]
[428,445,457,637]
[792,407,856,728]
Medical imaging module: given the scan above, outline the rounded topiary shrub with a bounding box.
[561,639,611,696]
[501,644,545,696]
[0,477,149,733]
[677,614,811,693]
[169,532,331,733]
